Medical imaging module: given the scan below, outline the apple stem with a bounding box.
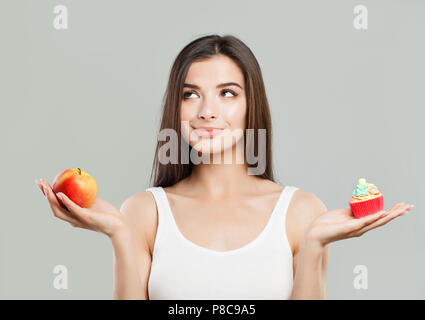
[77,168,81,175]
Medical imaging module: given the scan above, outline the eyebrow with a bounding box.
[183,82,244,90]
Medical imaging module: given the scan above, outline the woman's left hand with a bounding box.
[304,202,414,247]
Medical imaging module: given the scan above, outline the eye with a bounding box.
[221,89,237,97]
[182,89,238,100]
[183,91,198,99]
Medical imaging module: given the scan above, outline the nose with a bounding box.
[198,95,218,120]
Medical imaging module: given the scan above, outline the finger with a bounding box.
[344,210,387,233]
[40,181,80,220]
[42,181,64,210]
[39,179,58,201]
[42,183,85,225]
[40,181,69,212]
[60,214,87,229]
[55,192,92,224]
[68,220,87,229]
[36,179,46,196]
[375,202,410,220]
[347,201,404,230]
[353,204,413,236]
[388,202,405,212]
[352,204,412,236]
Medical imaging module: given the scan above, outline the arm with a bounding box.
[289,191,329,300]
[290,236,329,299]
[289,191,413,300]
[110,229,147,299]
[36,179,155,299]
[112,192,157,300]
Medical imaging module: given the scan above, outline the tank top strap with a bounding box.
[277,186,299,218]
[145,186,177,244]
[145,187,162,206]
[267,185,299,242]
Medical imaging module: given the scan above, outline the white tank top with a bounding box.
[145,185,298,300]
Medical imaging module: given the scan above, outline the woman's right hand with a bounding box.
[36,178,127,238]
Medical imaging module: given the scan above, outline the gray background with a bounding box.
[1,0,424,299]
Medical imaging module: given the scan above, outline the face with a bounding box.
[180,55,247,159]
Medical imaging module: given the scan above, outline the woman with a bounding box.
[36,34,413,300]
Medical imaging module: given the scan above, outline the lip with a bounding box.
[193,127,224,138]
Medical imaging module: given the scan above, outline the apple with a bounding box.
[52,168,98,208]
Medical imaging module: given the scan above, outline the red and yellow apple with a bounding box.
[52,168,98,208]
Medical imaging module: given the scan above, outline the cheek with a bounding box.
[224,102,246,128]
[180,104,196,122]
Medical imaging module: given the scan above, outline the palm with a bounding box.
[73,198,123,235]
[315,208,354,224]
[38,179,125,237]
[88,198,118,213]
[307,203,413,246]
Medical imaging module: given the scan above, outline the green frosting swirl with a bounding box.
[352,178,369,196]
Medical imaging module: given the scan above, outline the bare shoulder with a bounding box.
[288,189,328,219]
[120,191,157,217]
[286,189,328,254]
[119,191,158,254]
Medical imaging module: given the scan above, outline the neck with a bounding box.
[186,142,265,198]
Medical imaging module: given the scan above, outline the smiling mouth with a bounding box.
[193,128,224,138]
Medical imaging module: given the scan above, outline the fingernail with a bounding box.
[56,193,62,200]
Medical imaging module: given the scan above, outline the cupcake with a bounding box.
[349,178,384,219]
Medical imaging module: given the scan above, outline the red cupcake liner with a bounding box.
[349,195,384,219]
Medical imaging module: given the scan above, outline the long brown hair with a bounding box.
[149,34,276,188]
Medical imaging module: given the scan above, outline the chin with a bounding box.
[191,139,242,164]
